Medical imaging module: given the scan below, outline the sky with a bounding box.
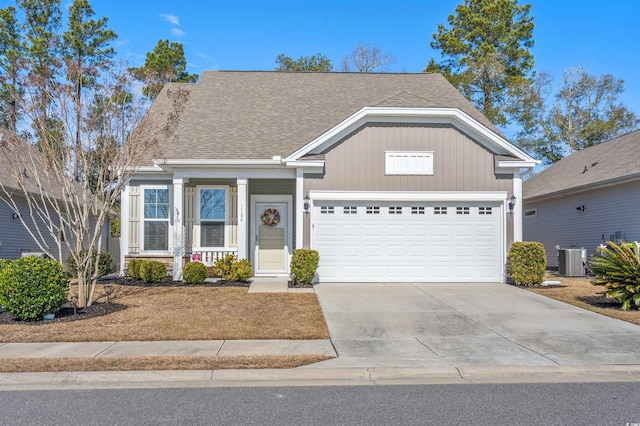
[4,0,640,133]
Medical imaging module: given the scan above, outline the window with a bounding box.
[320,206,335,214]
[479,207,493,215]
[524,208,537,219]
[199,188,227,247]
[456,207,470,215]
[434,206,447,215]
[385,151,434,175]
[343,206,357,214]
[411,206,425,215]
[389,206,402,214]
[143,187,169,251]
[366,206,380,214]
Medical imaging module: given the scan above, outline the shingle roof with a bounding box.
[144,71,502,163]
[0,128,50,195]
[523,130,640,200]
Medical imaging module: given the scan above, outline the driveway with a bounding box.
[311,283,640,368]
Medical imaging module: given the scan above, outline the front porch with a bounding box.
[121,175,306,280]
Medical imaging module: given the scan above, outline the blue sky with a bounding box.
[5,0,640,124]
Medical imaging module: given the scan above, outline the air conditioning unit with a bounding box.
[21,252,46,259]
[558,248,587,277]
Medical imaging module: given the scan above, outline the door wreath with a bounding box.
[261,208,280,226]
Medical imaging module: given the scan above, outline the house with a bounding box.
[0,128,111,264]
[523,130,640,268]
[122,71,537,283]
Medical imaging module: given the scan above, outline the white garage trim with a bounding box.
[309,191,508,283]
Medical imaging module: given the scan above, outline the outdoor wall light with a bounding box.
[508,195,516,214]
[303,194,311,214]
[11,212,20,220]
[576,205,585,212]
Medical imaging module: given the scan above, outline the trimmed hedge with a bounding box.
[212,254,253,282]
[127,258,144,280]
[507,241,546,286]
[183,261,208,284]
[591,241,640,311]
[0,259,12,274]
[0,257,69,320]
[67,250,113,278]
[290,249,319,286]
[140,260,167,283]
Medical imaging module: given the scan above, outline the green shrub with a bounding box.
[591,241,640,311]
[67,250,113,278]
[141,260,167,283]
[228,259,253,282]
[127,258,144,280]
[183,261,208,284]
[0,259,12,274]
[212,254,253,282]
[0,257,69,321]
[507,241,546,286]
[290,249,320,285]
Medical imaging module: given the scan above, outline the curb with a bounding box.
[1,365,640,390]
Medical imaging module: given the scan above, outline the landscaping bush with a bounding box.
[212,254,253,282]
[127,258,144,280]
[290,249,320,286]
[183,261,208,284]
[228,259,253,282]
[507,241,546,286]
[0,259,12,274]
[140,260,167,283]
[591,241,640,311]
[67,250,113,278]
[0,256,69,321]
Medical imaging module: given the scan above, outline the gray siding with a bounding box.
[304,123,512,192]
[0,195,108,264]
[523,179,640,268]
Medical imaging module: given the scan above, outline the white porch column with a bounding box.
[236,178,248,259]
[119,184,129,276]
[172,177,184,280]
[513,169,523,242]
[295,168,304,249]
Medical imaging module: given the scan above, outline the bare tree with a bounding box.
[341,43,395,73]
[0,65,188,307]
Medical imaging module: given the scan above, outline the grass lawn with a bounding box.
[527,272,640,326]
[0,283,330,343]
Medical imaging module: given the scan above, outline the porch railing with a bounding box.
[189,248,238,267]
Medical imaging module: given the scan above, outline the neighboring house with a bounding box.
[523,130,640,268]
[122,71,537,283]
[0,128,110,264]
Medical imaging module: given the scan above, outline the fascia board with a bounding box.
[309,190,508,202]
[285,107,539,164]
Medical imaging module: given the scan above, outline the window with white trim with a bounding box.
[389,206,402,214]
[366,206,380,214]
[479,207,493,215]
[411,206,425,215]
[456,207,470,215]
[142,187,170,251]
[385,151,434,175]
[434,206,447,215]
[524,208,537,219]
[198,187,227,247]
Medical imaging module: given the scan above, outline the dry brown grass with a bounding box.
[0,355,333,373]
[527,272,640,326]
[0,284,330,342]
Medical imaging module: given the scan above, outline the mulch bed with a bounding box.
[287,281,313,289]
[0,302,126,325]
[109,276,251,288]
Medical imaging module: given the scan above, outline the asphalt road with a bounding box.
[1,382,639,425]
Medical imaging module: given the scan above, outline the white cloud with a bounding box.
[197,52,212,59]
[171,28,185,37]
[160,14,180,26]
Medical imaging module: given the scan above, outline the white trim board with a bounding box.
[309,190,508,202]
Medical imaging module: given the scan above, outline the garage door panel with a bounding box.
[313,201,502,282]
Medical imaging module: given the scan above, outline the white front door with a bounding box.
[251,198,291,275]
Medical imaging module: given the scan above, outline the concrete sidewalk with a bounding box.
[0,339,336,359]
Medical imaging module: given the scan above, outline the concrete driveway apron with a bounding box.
[311,283,640,368]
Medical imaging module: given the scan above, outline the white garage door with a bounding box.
[312,201,502,282]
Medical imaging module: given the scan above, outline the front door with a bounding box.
[253,201,289,274]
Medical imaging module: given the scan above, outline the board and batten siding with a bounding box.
[304,123,512,193]
[523,179,640,268]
